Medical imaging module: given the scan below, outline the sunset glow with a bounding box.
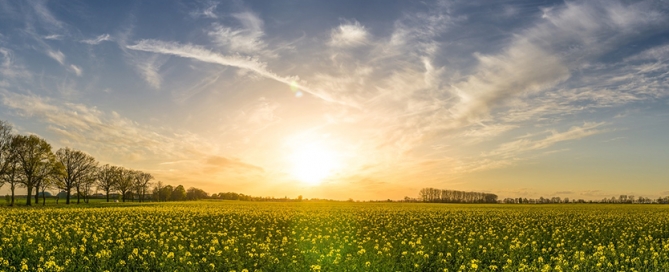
[289,143,340,185]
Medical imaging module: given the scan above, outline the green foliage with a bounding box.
[2,203,669,271]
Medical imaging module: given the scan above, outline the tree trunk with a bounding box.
[35,187,39,204]
[26,186,32,206]
[10,185,15,206]
[122,191,126,202]
[66,188,71,204]
[42,192,46,206]
[77,186,81,204]
[106,191,110,202]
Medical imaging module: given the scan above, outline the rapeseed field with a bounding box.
[1,202,669,271]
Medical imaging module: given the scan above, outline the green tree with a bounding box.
[160,185,173,202]
[186,187,208,200]
[0,120,13,184]
[11,135,54,206]
[172,185,186,201]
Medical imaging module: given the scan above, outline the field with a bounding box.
[1,202,669,271]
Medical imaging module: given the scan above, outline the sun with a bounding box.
[289,142,339,185]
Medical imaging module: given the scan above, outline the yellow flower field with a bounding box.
[1,202,669,271]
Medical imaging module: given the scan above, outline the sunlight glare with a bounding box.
[290,143,339,185]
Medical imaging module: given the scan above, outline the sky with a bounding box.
[0,0,668,201]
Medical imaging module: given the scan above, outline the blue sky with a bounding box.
[1,0,668,200]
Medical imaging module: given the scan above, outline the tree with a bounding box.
[172,185,186,201]
[54,147,98,204]
[1,154,21,206]
[11,135,54,206]
[186,187,208,200]
[80,174,97,203]
[39,164,61,206]
[133,171,153,203]
[154,180,163,202]
[113,167,134,202]
[160,185,173,202]
[0,120,13,184]
[96,164,118,202]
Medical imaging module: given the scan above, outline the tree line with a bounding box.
[502,195,669,204]
[0,120,162,206]
[418,187,498,203]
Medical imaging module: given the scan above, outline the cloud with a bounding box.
[0,91,237,164]
[69,64,82,76]
[329,21,369,47]
[29,0,65,30]
[205,156,264,172]
[554,191,574,195]
[485,122,606,159]
[126,39,337,103]
[190,1,218,19]
[207,12,268,55]
[627,43,669,62]
[47,50,65,65]
[43,34,63,40]
[81,34,112,45]
[451,1,665,126]
[0,48,31,78]
[453,40,570,123]
[133,54,164,89]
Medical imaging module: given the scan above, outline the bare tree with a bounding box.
[154,180,163,202]
[81,175,96,203]
[96,164,117,202]
[54,147,98,204]
[113,167,134,202]
[11,135,54,206]
[133,171,153,203]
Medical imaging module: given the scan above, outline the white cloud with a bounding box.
[453,40,570,123]
[81,34,112,45]
[126,39,338,103]
[329,21,369,47]
[0,91,245,165]
[0,48,31,79]
[46,50,65,65]
[30,0,65,30]
[190,1,218,19]
[69,64,82,76]
[486,122,605,158]
[207,12,269,56]
[133,54,164,89]
[43,34,63,40]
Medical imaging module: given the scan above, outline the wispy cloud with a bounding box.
[485,122,606,159]
[207,12,270,56]
[81,34,112,45]
[29,0,65,30]
[43,34,63,40]
[46,50,65,65]
[126,39,338,103]
[453,40,570,124]
[190,1,218,19]
[0,48,31,79]
[0,91,262,175]
[132,54,164,89]
[69,64,82,76]
[329,21,369,47]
